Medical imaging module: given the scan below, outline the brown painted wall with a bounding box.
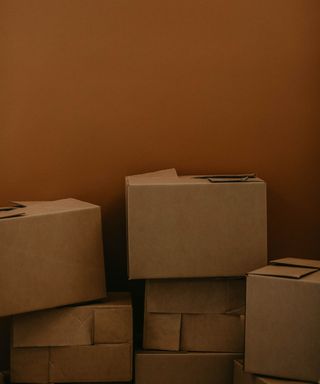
[1,0,320,293]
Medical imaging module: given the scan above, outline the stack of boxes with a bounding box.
[126,169,268,384]
[0,199,133,383]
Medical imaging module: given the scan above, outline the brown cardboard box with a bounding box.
[143,279,245,352]
[11,293,132,383]
[0,198,106,316]
[233,360,312,384]
[245,258,320,383]
[135,351,242,384]
[126,169,267,279]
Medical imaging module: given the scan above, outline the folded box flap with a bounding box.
[127,168,177,180]
[271,257,320,269]
[248,265,318,279]
[0,208,25,219]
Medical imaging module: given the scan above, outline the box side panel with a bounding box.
[143,313,181,351]
[245,275,320,382]
[135,352,242,384]
[181,314,244,352]
[0,207,106,316]
[146,278,245,314]
[13,308,93,347]
[94,307,132,344]
[128,182,267,278]
[11,348,49,383]
[49,344,132,382]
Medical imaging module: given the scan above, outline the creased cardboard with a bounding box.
[13,293,131,347]
[11,293,132,383]
[245,258,320,382]
[233,360,312,384]
[144,278,245,352]
[135,351,242,384]
[0,198,106,317]
[126,169,267,278]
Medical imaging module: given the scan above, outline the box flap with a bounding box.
[271,257,320,269]
[127,168,177,180]
[248,265,318,279]
[0,209,25,219]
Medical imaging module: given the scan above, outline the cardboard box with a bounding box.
[11,293,132,383]
[233,360,312,384]
[143,278,245,352]
[0,198,106,316]
[135,351,242,384]
[126,169,267,279]
[245,258,320,383]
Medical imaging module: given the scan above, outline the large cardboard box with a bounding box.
[143,278,245,352]
[233,360,312,384]
[245,258,320,383]
[0,198,106,316]
[135,351,242,384]
[126,169,267,279]
[11,293,132,383]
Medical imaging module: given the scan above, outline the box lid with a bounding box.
[248,258,320,279]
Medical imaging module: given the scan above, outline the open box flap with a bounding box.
[248,265,318,279]
[271,257,320,269]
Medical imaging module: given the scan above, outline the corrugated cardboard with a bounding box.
[13,293,131,348]
[126,169,267,278]
[0,198,106,316]
[12,344,131,383]
[11,293,132,383]
[143,278,245,352]
[233,360,312,384]
[135,351,242,384]
[146,278,246,314]
[245,258,320,382]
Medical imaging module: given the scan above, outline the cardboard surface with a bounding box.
[146,278,245,314]
[135,351,242,384]
[0,198,106,316]
[13,293,132,348]
[50,344,132,382]
[143,313,181,351]
[181,314,244,352]
[127,170,267,278]
[233,360,312,384]
[11,293,132,383]
[245,259,320,382]
[144,278,245,352]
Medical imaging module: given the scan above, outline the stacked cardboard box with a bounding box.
[11,293,132,383]
[126,169,268,384]
[245,258,320,383]
[0,198,133,383]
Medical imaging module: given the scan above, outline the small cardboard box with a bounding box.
[245,258,320,383]
[11,293,132,383]
[0,198,106,316]
[233,360,312,384]
[143,278,245,352]
[126,169,267,279]
[135,351,242,384]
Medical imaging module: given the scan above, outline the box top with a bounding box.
[0,198,99,221]
[248,258,320,280]
[126,168,264,186]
